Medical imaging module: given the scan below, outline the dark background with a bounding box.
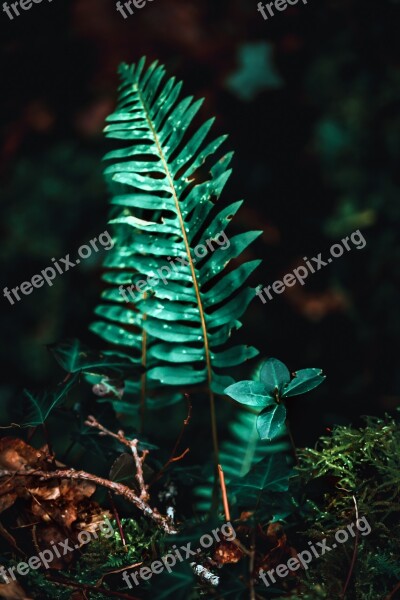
[1,0,400,447]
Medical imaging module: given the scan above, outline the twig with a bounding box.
[108,491,126,549]
[85,416,149,502]
[46,574,141,599]
[96,563,143,587]
[150,396,192,485]
[0,468,177,534]
[218,464,231,522]
[341,495,360,599]
[217,464,251,557]
[385,581,400,600]
[249,529,256,600]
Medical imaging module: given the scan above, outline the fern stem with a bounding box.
[136,85,220,469]
[140,292,148,433]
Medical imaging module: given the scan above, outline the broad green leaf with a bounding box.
[224,381,274,408]
[259,357,290,394]
[283,368,325,397]
[256,403,287,440]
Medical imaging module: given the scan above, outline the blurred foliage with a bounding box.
[1,0,400,597]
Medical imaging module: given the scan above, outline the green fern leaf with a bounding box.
[91,58,261,411]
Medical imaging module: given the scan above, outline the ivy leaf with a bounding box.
[21,372,79,427]
[48,339,138,376]
[283,368,326,398]
[256,404,287,441]
[259,358,290,394]
[229,454,293,510]
[224,381,274,407]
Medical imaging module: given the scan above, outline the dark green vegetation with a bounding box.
[0,57,399,600]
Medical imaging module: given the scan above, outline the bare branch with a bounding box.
[85,416,149,501]
[0,467,176,534]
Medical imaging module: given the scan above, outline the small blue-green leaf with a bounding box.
[259,357,290,394]
[224,381,274,408]
[256,404,287,440]
[283,368,325,398]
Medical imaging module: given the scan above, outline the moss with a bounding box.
[295,414,400,599]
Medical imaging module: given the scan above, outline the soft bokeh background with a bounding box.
[1,0,400,446]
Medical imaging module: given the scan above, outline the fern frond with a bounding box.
[91,58,261,420]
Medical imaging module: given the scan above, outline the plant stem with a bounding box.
[249,529,256,600]
[286,419,299,465]
[108,491,126,549]
[218,464,231,522]
[136,85,220,474]
[150,396,191,485]
[385,581,400,600]
[341,495,360,599]
[140,291,148,434]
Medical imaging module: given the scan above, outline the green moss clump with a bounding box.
[296,414,400,599]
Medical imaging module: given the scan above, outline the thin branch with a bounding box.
[0,468,176,534]
[96,562,143,587]
[341,495,360,599]
[217,464,251,557]
[108,491,126,549]
[218,464,231,522]
[150,396,191,485]
[385,581,400,600]
[249,528,256,600]
[85,416,149,502]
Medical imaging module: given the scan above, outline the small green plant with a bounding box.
[225,357,325,440]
